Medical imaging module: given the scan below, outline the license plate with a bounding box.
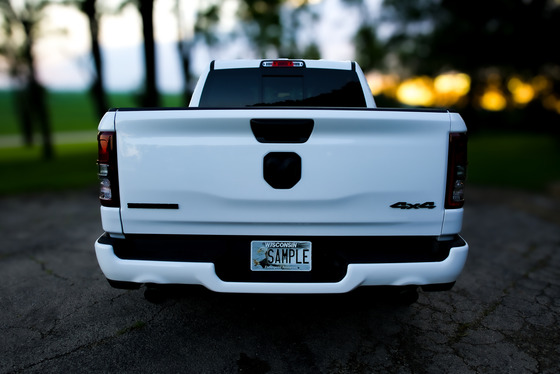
[251,241,312,271]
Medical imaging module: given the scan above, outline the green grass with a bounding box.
[48,92,98,132]
[0,91,98,135]
[0,91,21,135]
[0,91,186,136]
[468,131,560,191]
[0,142,98,195]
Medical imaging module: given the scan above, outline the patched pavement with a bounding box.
[1,187,559,373]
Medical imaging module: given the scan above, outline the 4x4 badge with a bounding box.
[390,202,436,210]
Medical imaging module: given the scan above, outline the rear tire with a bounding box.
[107,279,142,290]
[144,285,167,304]
[388,286,419,306]
[421,282,455,292]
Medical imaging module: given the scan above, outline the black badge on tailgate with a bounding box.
[263,152,302,189]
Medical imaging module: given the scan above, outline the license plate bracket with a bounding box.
[251,241,312,271]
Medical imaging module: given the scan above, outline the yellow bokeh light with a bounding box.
[480,88,507,111]
[366,72,385,96]
[396,76,435,106]
[434,73,471,96]
[366,71,559,113]
[432,72,471,107]
[543,94,560,114]
[507,77,535,105]
[365,72,400,98]
[531,75,551,93]
[512,85,534,104]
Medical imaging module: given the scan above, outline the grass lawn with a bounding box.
[0,91,98,135]
[0,90,186,135]
[468,131,560,191]
[0,142,98,195]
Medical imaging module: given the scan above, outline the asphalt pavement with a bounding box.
[1,186,559,373]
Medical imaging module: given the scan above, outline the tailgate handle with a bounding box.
[250,119,314,143]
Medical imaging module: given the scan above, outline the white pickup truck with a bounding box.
[94,59,468,298]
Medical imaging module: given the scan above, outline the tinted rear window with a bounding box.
[199,68,367,107]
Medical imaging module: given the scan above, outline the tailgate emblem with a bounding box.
[263,152,301,189]
[390,202,436,210]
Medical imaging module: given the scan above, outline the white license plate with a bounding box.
[251,241,312,271]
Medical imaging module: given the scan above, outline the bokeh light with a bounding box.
[395,76,435,106]
[367,70,560,115]
[433,73,471,107]
[480,87,507,111]
[508,77,535,105]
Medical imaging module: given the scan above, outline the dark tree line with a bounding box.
[375,0,560,131]
[80,0,107,119]
[2,0,559,159]
[0,0,325,159]
[0,0,54,158]
[379,0,560,78]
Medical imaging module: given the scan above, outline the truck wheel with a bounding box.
[107,279,141,290]
[389,286,419,306]
[144,285,167,304]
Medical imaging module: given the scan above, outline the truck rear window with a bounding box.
[199,68,367,108]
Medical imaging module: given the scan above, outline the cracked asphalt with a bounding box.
[1,186,559,373]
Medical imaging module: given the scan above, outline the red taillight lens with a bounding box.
[97,133,112,163]
[97,132,120,207]
[445,132,467,209]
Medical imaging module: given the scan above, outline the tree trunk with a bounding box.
[22,19,53,160]
[177,39,192,104]
[139,0,159,107]
[14,88,34,147]
[30,81,54,160]
[83,0,108,119]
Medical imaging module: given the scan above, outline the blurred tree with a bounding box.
[300,42,321,60]
[279,1,320,58]
[137,0,158,107]
[0,0,53,159]
[346,0,385,72]
[237,0,323,58]
[377,0,560,131]
[175,0,192,103]
[117,0,159,107]
[354,25,385,71]
[76,0,108,118]
[238,0,284,57]
[381,0,560,77]
[0,1,31,145]
[176,0,224,103]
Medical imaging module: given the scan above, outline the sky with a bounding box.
[1,0,381,92]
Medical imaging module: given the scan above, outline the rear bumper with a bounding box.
[94,234,468,294]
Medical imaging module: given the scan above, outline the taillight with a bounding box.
[97,132,120,207]
[261,60,305,68]
[445,132,467,209]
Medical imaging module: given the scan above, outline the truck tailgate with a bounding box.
[115,108,452,236]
